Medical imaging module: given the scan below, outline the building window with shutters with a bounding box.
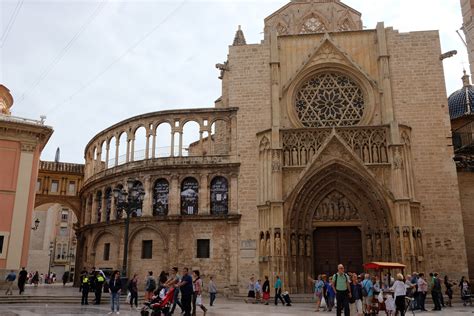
[196,239,210,258]
[51,180,59,193]
[142,240,153,259]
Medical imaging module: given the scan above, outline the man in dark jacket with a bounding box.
[109,271,122,314]
[81,272,90,305]
[431,272,442,311]
[18,267,28,295]
[94,271,105,304]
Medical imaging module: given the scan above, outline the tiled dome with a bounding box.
[448,71,474,119]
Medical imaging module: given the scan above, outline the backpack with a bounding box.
[148,278,156,291]
[334,273,349,289]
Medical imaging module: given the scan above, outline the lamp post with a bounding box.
[47,241,54,284]
[113,179,145,278]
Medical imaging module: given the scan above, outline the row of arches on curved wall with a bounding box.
[83,176,229,225]
[88,119,231,174]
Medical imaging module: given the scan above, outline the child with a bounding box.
[385,294,395,316]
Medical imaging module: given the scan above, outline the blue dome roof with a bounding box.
[448,73,474,119]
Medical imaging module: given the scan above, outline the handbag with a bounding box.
[127,291,131,301]
[196,294,202,305]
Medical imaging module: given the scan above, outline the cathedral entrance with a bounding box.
[313,227,363,276]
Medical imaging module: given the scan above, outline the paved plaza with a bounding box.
[0,302,473,316]
[0,285,473,316]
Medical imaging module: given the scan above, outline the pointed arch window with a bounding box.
[105,187,112,222]
[96,191,102,222]
[153,178,169,216]
[210,176,228,215]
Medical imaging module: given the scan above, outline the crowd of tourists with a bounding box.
[307,264,473,316]
[3,267,72,296]
[79,266,217,315]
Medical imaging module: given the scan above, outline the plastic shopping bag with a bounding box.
[377,291,384,303]
[127,291,131,301]
[196,294,202,305]
[320,296,327,308]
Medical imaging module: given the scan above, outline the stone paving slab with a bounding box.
[0,301,472,316]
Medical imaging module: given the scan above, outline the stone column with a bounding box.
[170,131,175,157]
[100,189,106,223]
[151,132,156,158]
[130,136,135,162]
[105,143,110,169]
[91,194,97,224]
[199,174,209,215]
[126,136,131,163]
[143,176,153,216]
[178,131,183,157]
[115,138,120,167]
[230,174,238,214]
[145,131,150,159]
[110,194,117,221]
[207,128,212,155]
[169,175,180,215]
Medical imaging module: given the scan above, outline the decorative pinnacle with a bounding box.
[462,69,471,87]
[232,25,246,46]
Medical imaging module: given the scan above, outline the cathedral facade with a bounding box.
[74,0,470,294]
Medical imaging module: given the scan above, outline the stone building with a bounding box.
[0,84,53,289]
[73,0,470,293]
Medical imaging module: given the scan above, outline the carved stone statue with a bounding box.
[260,233,266,256]
[282,234,287,256]
[403,230,411,259]
[383,232,391,259]
[299,235,305,256]
[315,191,359,221]
[291,234,297,256]
[393,147,403,170]
[366,234,373,257]
[275,232,281,256]
[375,234,382,258]
[416,230,424,257]
[266,234,271,256]
[306,235,311,257]
[396,230,401,258]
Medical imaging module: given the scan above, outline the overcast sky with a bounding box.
[0,0,468,163]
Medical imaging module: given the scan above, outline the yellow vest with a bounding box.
[97,276,104,282]
[82,277,89,284]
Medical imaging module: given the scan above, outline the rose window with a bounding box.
[295,72,365,127]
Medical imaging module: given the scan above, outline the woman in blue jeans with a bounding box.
[108,271,122,315]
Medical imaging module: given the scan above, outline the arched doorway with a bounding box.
[285,161,394,293]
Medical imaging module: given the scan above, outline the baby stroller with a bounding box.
[462,287,472,306]
[140,287,175,316]
[282,291,292,306]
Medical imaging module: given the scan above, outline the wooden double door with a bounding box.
[313,227,363,276]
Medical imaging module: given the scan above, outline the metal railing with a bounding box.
[40,161,84,174]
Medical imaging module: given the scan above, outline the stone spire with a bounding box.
[232,25,246,46]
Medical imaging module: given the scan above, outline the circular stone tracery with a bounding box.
[295,72,365,127]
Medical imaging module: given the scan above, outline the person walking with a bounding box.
[350,274,363,316]
[192,270,207,315]
[108,271,122,315]
[262,276,270,305]
[416,273,428,311]
[255,279,262,304]
[176,267,193,316]
[167,267,184,314]
[4,270,16,295]
[390,273,407,316]
[144,271,156,302]
[325,275,336,312]
[81,272,90,305]
[361,273,374,314]
[32,271,39,287]
[274,275,285,306]
[245,276,256,304]
[62,271,69,286]
[460,276,472,306]
[308,274,324,311]
[94,271,105,305]
[208,276,217,306]
[444,275,453,307]
[431,273,442,311]
[128,273,139,310]
[331,264,351,316]
[18,267,27,295]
